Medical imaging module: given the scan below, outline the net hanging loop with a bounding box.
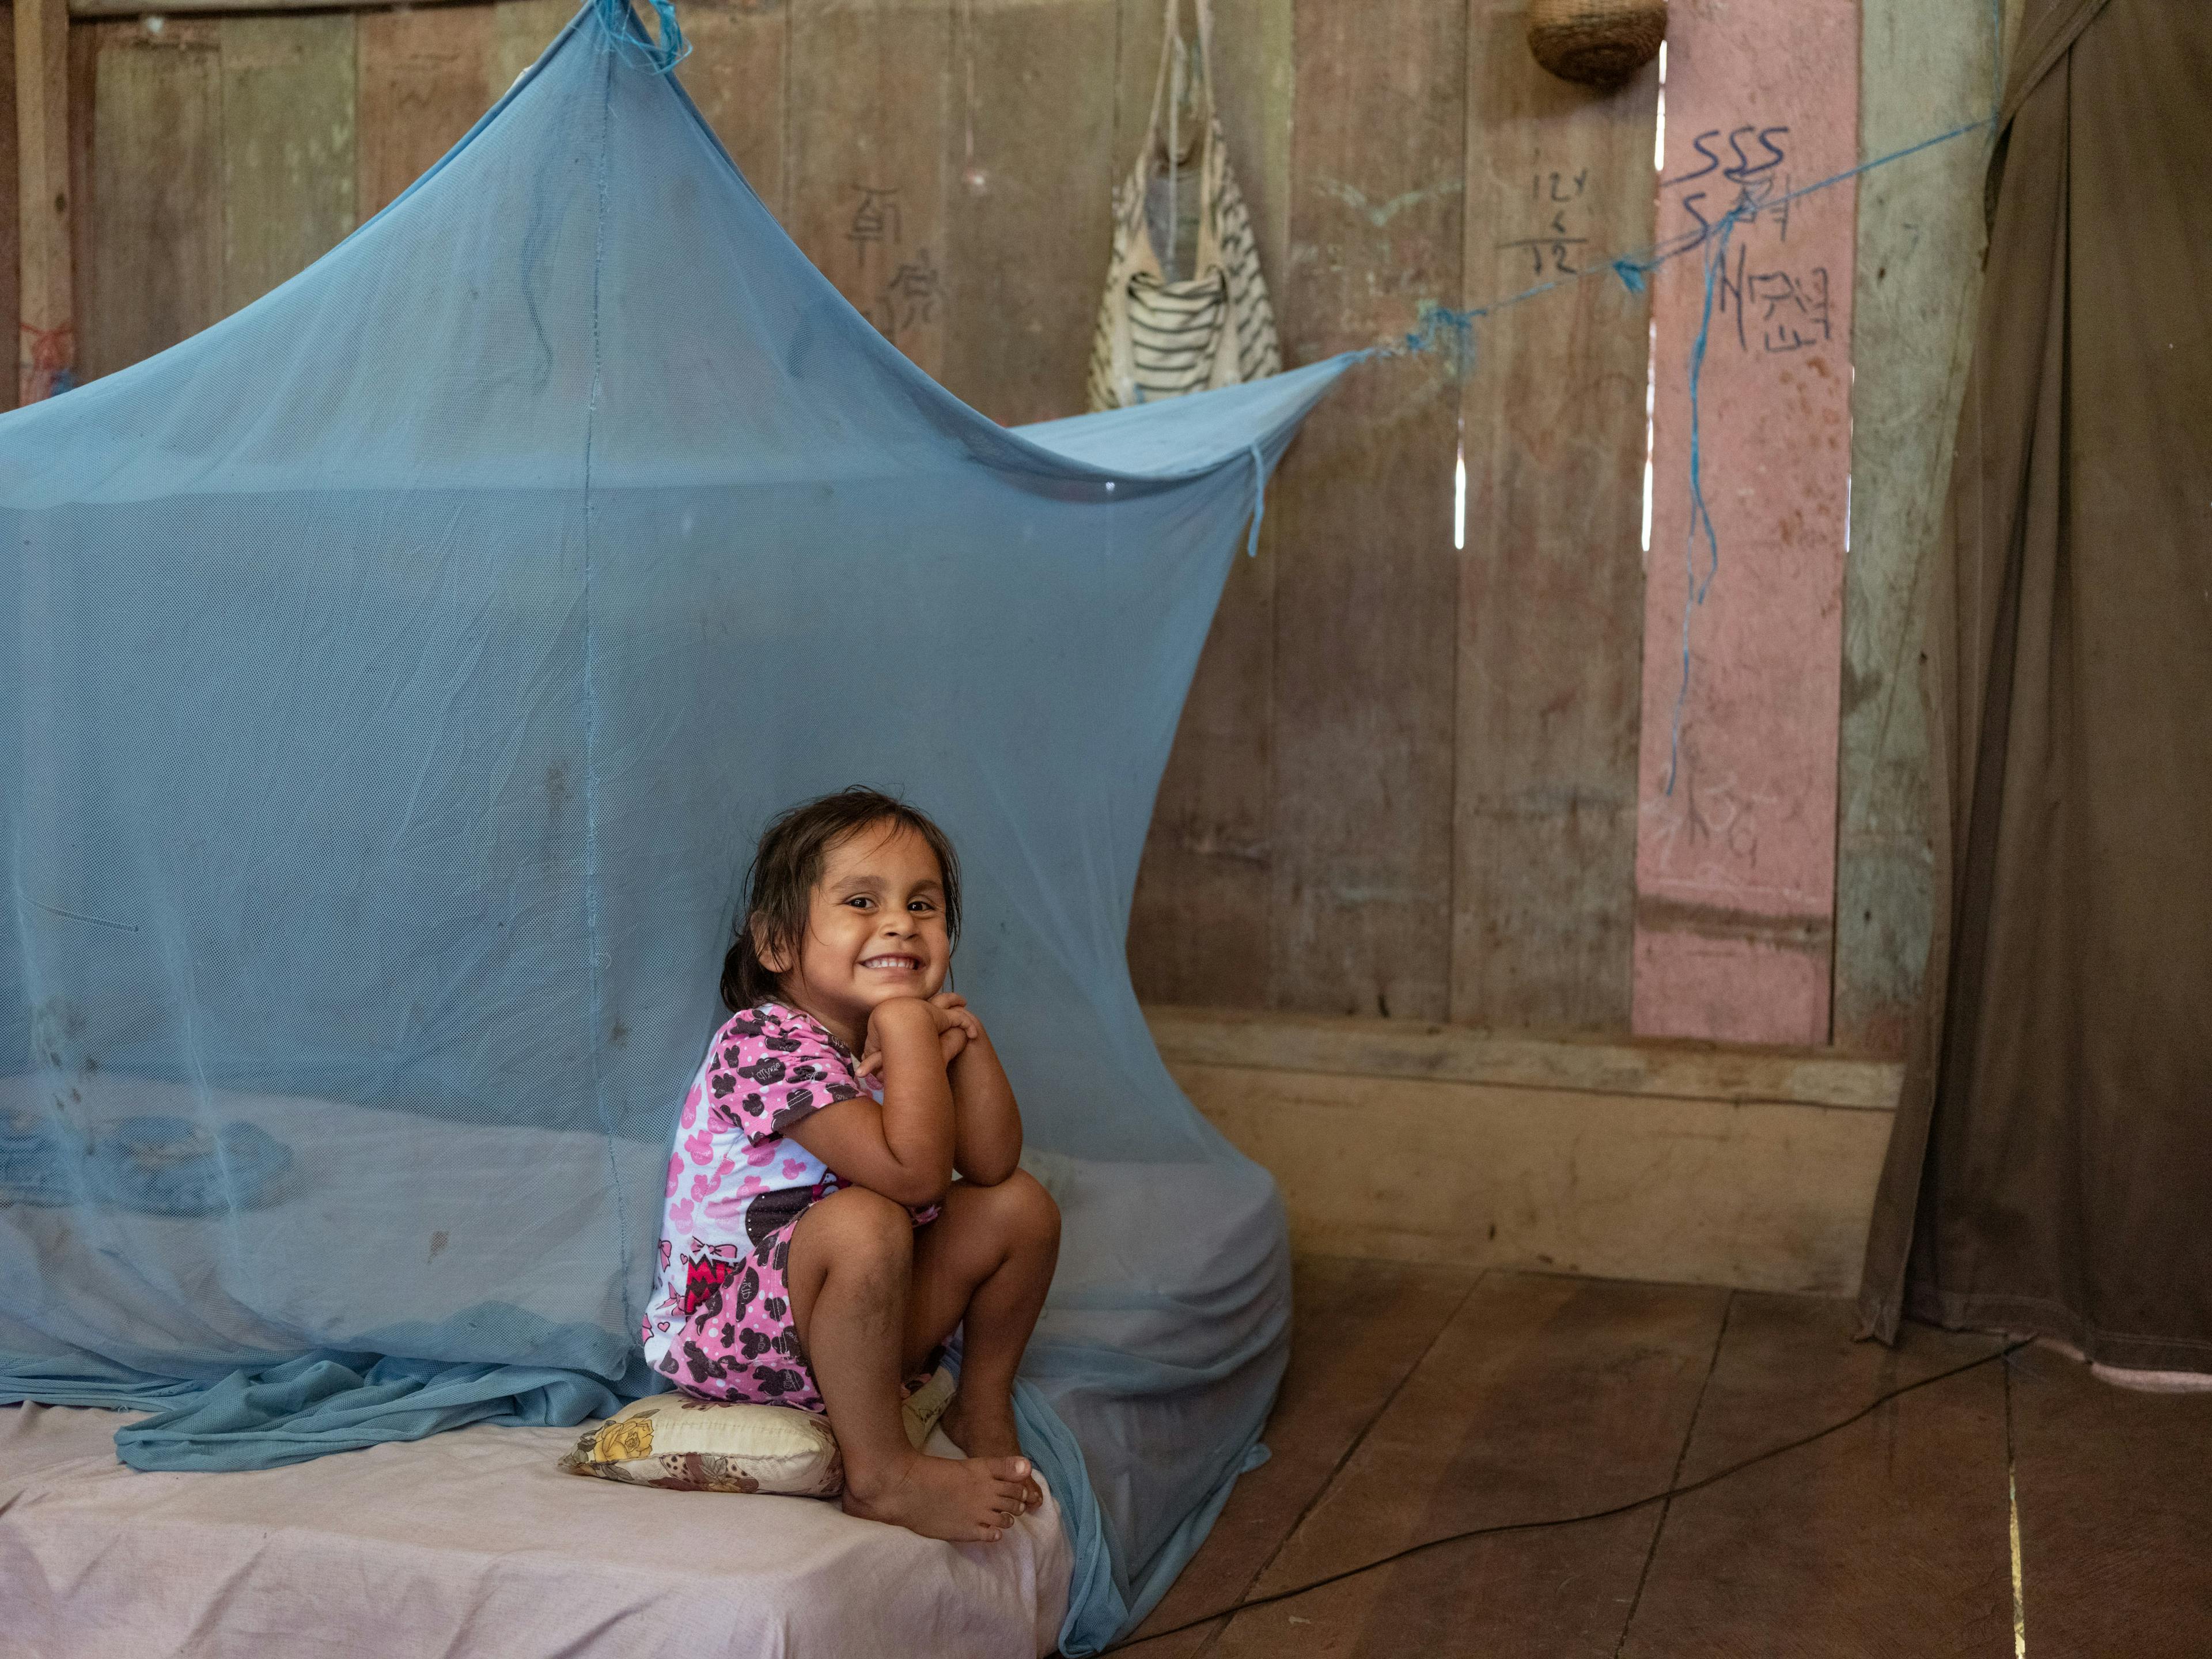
[593,0,690,74]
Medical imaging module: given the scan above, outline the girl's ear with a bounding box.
[751,915,790,975]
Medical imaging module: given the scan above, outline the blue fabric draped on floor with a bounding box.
[0,2,1351,1649]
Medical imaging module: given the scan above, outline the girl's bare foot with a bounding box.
[843,1446,1032,1543]
[941,1392,1041,1510]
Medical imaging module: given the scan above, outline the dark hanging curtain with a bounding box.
[1858,0,2212,1369]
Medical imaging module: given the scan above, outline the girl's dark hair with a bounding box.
[721,787,962,1012]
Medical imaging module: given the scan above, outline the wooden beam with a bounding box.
[1146,1002,1902,1109]
[15,0,69,403]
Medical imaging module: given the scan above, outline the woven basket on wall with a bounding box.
[1526,0,1666,88]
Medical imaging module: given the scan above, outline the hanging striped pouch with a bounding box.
[1086,0,1282,411]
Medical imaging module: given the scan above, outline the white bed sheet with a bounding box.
[0,1402,1071,1658]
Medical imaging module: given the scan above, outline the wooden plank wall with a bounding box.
[1121,0,1292,1008]
[14,0,74,404]
[1453,0,1653,1031]
[82,18,221,379]
[1263,0,1465,1023]
[1833,0,2010,1053]
[789,0,950,376]
[355,6,497,219]
[42,0,2005,1055]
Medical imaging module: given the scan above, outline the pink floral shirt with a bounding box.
[638,1001,937,1370]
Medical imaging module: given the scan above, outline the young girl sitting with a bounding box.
[640,787,1062,1544]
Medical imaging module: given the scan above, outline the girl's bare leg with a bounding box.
[786,1187,1031,1542]
[904,1169,1062,1509]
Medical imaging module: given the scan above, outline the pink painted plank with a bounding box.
[1631,0,1858,1045]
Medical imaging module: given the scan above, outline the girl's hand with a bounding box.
[927,993,983,1046]
[927,993,980,1066]
[857,994,979,1078]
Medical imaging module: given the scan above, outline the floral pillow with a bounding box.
[560,1366,954,1495]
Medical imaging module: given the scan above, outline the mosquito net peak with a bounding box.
[0,2,1353,1646]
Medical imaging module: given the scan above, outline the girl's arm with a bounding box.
[945,1018,1021,1187]
[783,997,955,1208]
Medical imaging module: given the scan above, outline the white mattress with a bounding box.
[0,1401,1071,1658]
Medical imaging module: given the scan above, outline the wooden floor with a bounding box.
[1115,1259,2212,1658]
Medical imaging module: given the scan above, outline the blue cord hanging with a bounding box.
[593,0,689,73]
[1661,202,1744,797]
[1245,444,1268,556]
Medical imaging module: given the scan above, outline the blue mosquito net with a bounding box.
[0,1,1353,1647]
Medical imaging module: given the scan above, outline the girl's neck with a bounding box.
[770,982,865,1055]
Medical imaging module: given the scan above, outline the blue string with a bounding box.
[1396,302,1480,376]
[1662,203,1744,797]
[1990,0,2006,121]
[1388,113,1996,365]
[1245,443,1267,556]
[593,0,688,73]
[1767,116,1995,207]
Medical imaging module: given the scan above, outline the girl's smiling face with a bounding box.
[763,820,950,1046]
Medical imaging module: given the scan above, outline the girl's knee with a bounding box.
[985,1167,1059,1248]
[805,1187,914,1270]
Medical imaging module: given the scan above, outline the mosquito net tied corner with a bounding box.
[0,3,1354,1647]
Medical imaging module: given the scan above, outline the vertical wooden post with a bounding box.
[1630,0,1860,1046]
[15,0,70,403]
